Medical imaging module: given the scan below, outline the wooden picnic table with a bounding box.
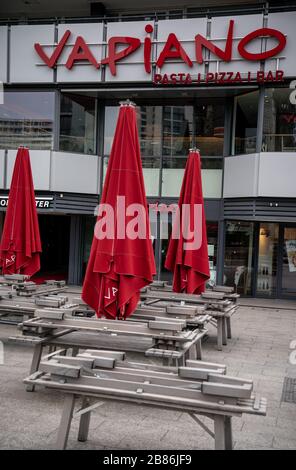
[12,311,207,391]
[139,289,239,351]
[23,348,267,450]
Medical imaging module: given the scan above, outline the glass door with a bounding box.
[280,225,296,297]
[256,223,279,297]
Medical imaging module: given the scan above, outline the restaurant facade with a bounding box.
[0,2,296,298]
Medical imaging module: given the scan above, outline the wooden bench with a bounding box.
[12,312,207,390]
[138,297,238,351]
[23,349,267,450]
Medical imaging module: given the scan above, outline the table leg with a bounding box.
[217,318,223,351]
[226,317,232,339]
[26,343,43,392]
[224,416,233,450]
[72,347,79,357]
[222,318,227,346]
[214,415,226,450]
[78,397,91,442]
[188,344,197,360]
[56,394,75,450]
[195,339,202,360]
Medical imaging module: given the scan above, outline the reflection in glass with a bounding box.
[195,100,225,156]
[136,106,162,157]
[207,222,218,285]
[234,91,258,155]
[104,106,162,157]
[161,157,222,198]
[262,88,296,152]
[281,226,296,296]
[60,93,96,154]
[160,220,217,282]
[163,106,193,156]
[103,156,160,197]
[0,92,54,149]
[224,221,254,295]
[257,223,279,296]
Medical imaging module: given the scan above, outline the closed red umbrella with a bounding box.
[82,102,156,319]
[0,147,42,276]
[165,149,210,294]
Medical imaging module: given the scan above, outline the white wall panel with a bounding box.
[51,151,100,194]
[10,25,55,83]
[265,12,296,77]
[157,18,207,77]
[6,149,51,190]
[258,152,296,197]
[223,154,259,198]
[105,21,155,82]
[0,27,8,83]
[0,150,5,189]
[209,15,264,75]
[57,23,103,83]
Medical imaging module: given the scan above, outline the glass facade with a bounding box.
[195,100,225,156]
[262,87,296,152]
[234,90,259,155]
[257,223,279,297]
[0,91,55,149]
[104,104,223,198]
[282,226,296,296]
[59,93,97,154]
[224,221,255,295]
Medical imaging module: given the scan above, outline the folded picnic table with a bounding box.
[12,310,208,392]
[140,286,240,351]
[23,348,267,450]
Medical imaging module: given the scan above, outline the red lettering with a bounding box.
[206,73,214,83]
[144,24,153,74]
[257,71,265,82]
[35,29,70,68]
[102,37,141,76]
[276,70,284,81]
[170,73,177,84]
[65,36,99,69]
[185,73,192,84]
[162,74,169,84]
[238,27,286,61]
[195,20,234,64]
[156,33,193,68]
[154,73,162,83]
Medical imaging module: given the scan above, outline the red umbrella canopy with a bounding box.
[82,103,156,319]
[0,147,42,276]
[165,149,210,294]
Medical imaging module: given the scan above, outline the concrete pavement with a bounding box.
[0,301,295,450]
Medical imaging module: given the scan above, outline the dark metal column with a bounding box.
[68,215,84,285]
[216,212,225,286]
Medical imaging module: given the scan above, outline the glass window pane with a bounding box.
[160,220,217,282]
[161,157,222,198]
[282,226,296,296]
[257,223,279,296]
[104,105,162,157]
[0,91,54,149]
[224,221,254,295]
[136,106,162,157]
[103,156,160,197]
[163,106,193,156]
[59,93,96,155]
[104,106,118,155]
[207,222,218,285]
[195,100,225,156]
[262,88,296,152]
[234,91,258,155]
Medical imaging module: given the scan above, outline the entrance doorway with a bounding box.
[32,215,70,283]
[280,225,296,297]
